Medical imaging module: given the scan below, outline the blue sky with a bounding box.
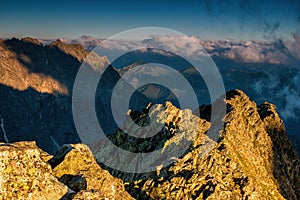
[0,0,299,40]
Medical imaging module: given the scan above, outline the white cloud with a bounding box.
[90,34,300,66]
[93,35,207,62]
[205,38,300,65]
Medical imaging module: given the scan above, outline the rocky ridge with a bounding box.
[94,90,300,199]
[0,90,299,199]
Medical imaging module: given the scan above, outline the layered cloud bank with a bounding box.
[203,38,300,65]
[54,34,300,66]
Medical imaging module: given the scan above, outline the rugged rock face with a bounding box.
[95,90,300,199]
[258,102,300,198]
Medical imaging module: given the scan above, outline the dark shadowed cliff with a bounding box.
[0,37,148,153]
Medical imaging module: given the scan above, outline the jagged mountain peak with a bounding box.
[48,39,64,46]
[47,39,87,62]
[2,37,43,47]
[21,37,43,46]
[56,35,104,52]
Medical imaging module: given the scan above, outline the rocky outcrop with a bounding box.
[0,142,133,200]
[0,142,67,199]
[49,144,133,199]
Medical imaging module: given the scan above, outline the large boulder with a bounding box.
[49,143,133,199]
[0,141,68,199]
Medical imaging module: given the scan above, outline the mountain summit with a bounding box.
[94,89,300,199]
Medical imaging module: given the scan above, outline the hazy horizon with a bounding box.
[1,34,299,43]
